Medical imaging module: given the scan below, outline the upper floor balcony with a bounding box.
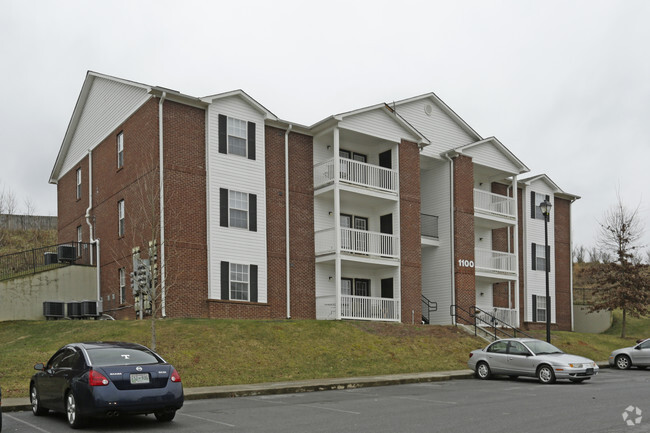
[474,189,516,228]
[315,227,399,259]
[314,158,398,194]
[475,248,517,278]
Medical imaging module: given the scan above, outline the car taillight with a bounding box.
[89,370,109,386]
[469,353,474,358]
[170,369,181,383]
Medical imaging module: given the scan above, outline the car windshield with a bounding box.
[86,347,160,367]
[524,340,564,355]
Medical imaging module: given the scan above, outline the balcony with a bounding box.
[315,227,399,259]
[475,248,516,276]
[474,189,515,220]
[314,158,398,194]
[421,213,438,239]
[341,294,400,321]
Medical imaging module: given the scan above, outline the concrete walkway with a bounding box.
[2,369,475,412]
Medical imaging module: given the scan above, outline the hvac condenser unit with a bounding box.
[44,252,58,265]
[67,302,82,318]
[57,245,76,262]
[81,300,99,318]
[43,301,65,319]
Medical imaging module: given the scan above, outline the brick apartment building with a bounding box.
[50,71,579,330]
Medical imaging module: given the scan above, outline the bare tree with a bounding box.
[573,245,586,263]
[590,196,649,338]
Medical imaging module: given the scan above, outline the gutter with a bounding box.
[285,124,293,318]
[443,153,456,324]
[159,92,167,317]
[84,149,101,310]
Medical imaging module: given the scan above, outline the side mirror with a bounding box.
[34,363,45,371]
[634,346,641,350]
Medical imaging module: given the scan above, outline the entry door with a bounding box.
[339,150,351,180]
[380,214,393,255]
[355,279,370,297]
[378,150,392,189]
[381,278,394,298]
[354,216,368,253]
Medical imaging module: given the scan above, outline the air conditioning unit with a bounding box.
[43,301,65,320]
[67,302,82,318]
[44,252,58,265]
[81,300,99,318]
[57,245,76,262]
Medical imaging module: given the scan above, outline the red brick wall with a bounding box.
[453,155,475,321]
[554,197,572,330]
[399,140,422,324]
[57,155,89,245]
[262,126,316,320]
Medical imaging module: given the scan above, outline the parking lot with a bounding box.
[3,368,648,433]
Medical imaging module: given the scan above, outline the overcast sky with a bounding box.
[2,0,649,255]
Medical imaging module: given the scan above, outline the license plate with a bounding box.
[586,368,594,374]
[130,373,150,384]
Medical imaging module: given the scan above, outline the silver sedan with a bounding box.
[608,338,650,369]
[468,338,599,384]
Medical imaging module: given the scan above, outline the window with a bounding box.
[119,268,126,304]
[227,117,247,156]
[229,263,249,301]
[220,188,257,231]
[229,191,249,229]
[487,340,508,354]
[118,200,125,237]
[76,168,82,199]
[531,192,551,221]
[218,115,256,160]
[507,341,530,356]
[532,243,550,271]
[117,132,124,169]
[76,225,83,257]
[534,295,547,323]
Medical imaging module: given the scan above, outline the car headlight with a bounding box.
[568,363,583,368]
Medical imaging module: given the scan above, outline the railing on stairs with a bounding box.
[450,304,534,340]
[421,294,438,324]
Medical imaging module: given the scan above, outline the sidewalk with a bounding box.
[2,369,475,412]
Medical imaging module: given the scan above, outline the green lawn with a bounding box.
[0,311,645,399]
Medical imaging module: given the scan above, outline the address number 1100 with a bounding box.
[458,259,474,268]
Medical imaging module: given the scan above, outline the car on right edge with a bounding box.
[609,338,650,370]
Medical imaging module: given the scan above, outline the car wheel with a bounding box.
[476,362,492,380]
[615,354,631,370]
[66,392,85,429]
[30,385,48,416]
[154,410,176,422]
[537,365,556,384]
[570,378,588,383]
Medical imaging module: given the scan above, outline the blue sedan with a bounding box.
[30,342,183,428]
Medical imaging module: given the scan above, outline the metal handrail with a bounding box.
[450,304,534,340]
[0,241,94,281]
[421,294,438,324]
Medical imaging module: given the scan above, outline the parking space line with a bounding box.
[178,412,236,427]
[5,414,53,433]
[394,396,458,405]
[298,404,360,415]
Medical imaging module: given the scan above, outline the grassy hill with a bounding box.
[0,227,57,256]
[1,312,647,399]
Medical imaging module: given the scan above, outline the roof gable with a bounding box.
[451,137,529,175]
[201,90,278,121]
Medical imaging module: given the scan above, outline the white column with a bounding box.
[512,175,520,327]
[333,127,342,320]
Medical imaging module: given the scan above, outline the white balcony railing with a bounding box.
[341,294,400,321]
[315,228,399,258]
[474,189,515,218]
[475,248,516,275]
[475,307,518,327]
[314,158,398,193]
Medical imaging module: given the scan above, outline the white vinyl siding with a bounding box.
[59,76,150,178]
[462,141,522,175]
[340,109,419,144]
[206,95,267,302]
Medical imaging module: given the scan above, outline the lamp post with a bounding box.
[539,199,552,343]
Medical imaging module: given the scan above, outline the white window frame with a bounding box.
[76,168,82,199]
[76,225,82,257]
[536,295,547,323]
[119,268,126,304]
[117,132,124,169]
[227,117,247,157]
[230,263,249,301]
[534,192,546,220]
[229,190,249,229]
[534,243,547,271]
[118,199,125,237]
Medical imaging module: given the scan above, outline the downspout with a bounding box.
[159,92,167,317]
[569,197,576,331]
[444,153,456,324]
[511,176,520,327]
[85,149,101,309]
[285,124,293,318]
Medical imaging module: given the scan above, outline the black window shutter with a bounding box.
[218,115,227,154]
[249,194,257,232]
[531,243,537,270]
[250,264,258,302]
[220,188,228,227]
[530,191,536,219]
[545,195,551,222]
[532,295,537,322]
[546,245,551,272]
[247,122,256,160]
[221,261,230,300]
